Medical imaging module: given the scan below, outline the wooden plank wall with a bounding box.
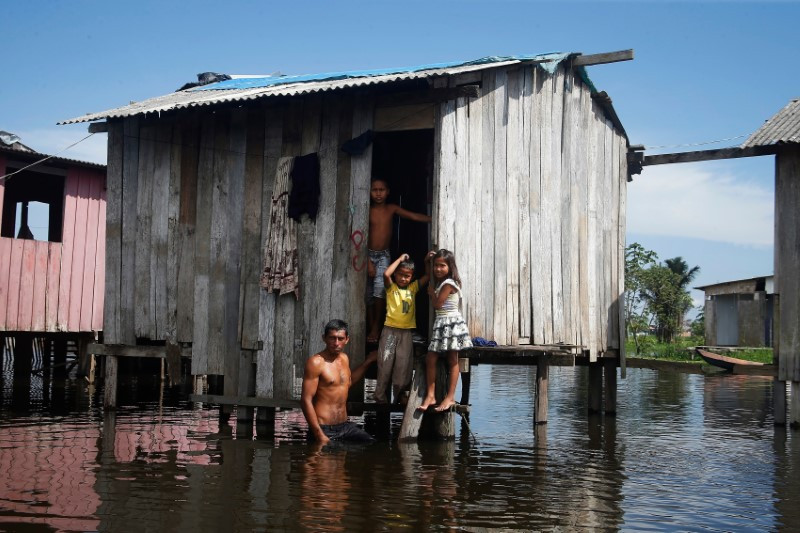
[0,163,105,333]
[775,150,800,382]
[434,63,627,356]
[108,92,372,399]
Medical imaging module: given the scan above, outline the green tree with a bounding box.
[625,243,658,354]
[639,265,693,343]
[664,256,701,336]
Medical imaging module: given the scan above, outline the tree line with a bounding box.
[625,243,700,352]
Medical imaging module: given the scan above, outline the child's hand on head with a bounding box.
[402,253,409,261]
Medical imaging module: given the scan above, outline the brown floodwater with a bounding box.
[1,356,798,532]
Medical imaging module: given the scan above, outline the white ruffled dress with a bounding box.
[428,279,473,352]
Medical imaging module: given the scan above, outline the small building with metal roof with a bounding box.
[62,50,634,413]
[695,275,774,347]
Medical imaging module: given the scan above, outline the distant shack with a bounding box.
[61,51,633,419]
[696,275,774,348]
[0,134,106,375]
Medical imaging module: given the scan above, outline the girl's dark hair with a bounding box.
[432,249,461,286]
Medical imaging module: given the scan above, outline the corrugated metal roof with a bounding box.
[742,98,800,148]
[0,144,105,171]
[59,53,572,125]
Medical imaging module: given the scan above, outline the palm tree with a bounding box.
[664,256,700,336]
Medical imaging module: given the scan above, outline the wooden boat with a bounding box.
[695,348,764,372]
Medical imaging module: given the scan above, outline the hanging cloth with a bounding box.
[260,156,300,298]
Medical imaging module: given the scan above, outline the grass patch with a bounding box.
[625,336,774,364]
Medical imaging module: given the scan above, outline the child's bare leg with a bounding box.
[435,351,460,412]
[367,297,384,343]
[417,352,439,411]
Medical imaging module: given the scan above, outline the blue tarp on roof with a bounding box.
[190,53,570,92]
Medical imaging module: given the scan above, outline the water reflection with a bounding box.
[0,361,798,531]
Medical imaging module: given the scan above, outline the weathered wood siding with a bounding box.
[433,64,627,360]
[105,92,371,398]
[775,150,800,381]
[0,162,105,333]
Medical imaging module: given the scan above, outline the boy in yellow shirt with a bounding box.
[375,253,429,403]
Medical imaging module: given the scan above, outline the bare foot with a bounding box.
[417,396,437,412]
[435,398,456,412]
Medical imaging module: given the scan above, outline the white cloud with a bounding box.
[14,126,107,165]
[628,163,773,247]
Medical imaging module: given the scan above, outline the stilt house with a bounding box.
[61,51,632,405]
[696,275,774,347]
[0,135,106,336]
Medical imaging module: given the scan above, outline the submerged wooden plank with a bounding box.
[104,121,123,342]
[119,117,140,344]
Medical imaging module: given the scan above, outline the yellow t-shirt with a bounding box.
[384,280,420,329]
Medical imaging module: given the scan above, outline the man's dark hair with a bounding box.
[324,319,349,337]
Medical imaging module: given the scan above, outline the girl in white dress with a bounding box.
[418,249,472,412]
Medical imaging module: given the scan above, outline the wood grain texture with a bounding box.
[134,125,155,338]
[119,117,139,344]
[104,121,123,342]
[57,169,79,330]
[505,68,522,344]
[176,114,199,343]
[492,68,508,345]
[480,70,495,338]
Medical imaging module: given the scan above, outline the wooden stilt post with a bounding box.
[604,356,617,415]
[399,357,426,440]
[459,357,471,406]
[53,338,67,376]
[774,379,787,426]
[535,354,549,425]
[256,407,276,439]
[588,359,603,413]
[791,382,800,429]
[422,357,455,439]
[236,350,257,439]
[104,355,119,409]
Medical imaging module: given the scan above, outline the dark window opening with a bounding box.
[372,129,435,332]
[1,169,65,242]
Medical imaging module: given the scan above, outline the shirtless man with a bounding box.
[367,178,431,342]
[301,319,378,444]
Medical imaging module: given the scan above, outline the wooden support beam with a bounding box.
[104,355,118,409]
[87,342,193,359]
[375,85,480,107]
[535,355,549,424]
[640,145,777,167]
[88,122,108,133]
[604,357,617,415]
[573,49,634,67]
[792,382,800,429]
[588,360,603,413]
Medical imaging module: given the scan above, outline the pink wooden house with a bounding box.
[0,137,106,336]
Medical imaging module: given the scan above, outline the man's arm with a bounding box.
[300,355,329,444]
[393,205,432,223]
[351,350,378,385]
[383,253,408,287]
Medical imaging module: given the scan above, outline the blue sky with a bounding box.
[2,1,798,313]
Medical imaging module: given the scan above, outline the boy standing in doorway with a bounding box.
[367,178,431,343]
[375,253,429,403]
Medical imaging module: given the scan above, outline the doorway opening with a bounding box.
[371,128,435,336]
